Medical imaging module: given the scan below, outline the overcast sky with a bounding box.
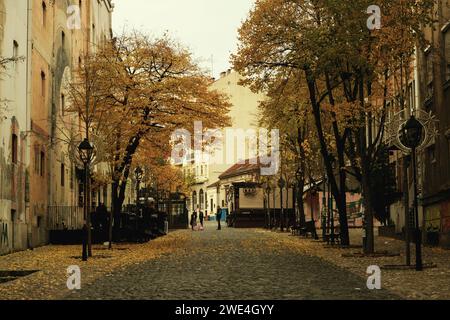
[112,0,255,79]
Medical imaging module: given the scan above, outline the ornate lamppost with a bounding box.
[78,138,94,261]
[386,109,438,271]
[400,116,424,271]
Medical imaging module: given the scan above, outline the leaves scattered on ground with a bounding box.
[0,232,189,300]
[255,229,450,300]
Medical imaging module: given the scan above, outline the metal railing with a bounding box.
[47,206,86,231]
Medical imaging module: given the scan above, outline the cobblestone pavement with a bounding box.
[66,222,397,300]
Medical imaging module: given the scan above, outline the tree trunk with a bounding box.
[336,147,350,246]
[298,178,306,226]
[305,69,350,245]
[362,168,375,253]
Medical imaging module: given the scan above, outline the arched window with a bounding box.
[40,71,46,98]
[199,189,204,210]
[192,191,197,211]
[42,2,47,27]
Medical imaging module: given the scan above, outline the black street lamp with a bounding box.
[278,177,286,232]
[401,116,424,271]
[263,182,271,229]
[78,138,94,262]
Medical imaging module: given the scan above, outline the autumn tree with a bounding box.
[88,32,231,235]
[258,71,321,227]
[63,51,116,255]
[232,0,435,248]
[133,137,189,196]
[232,0,355,244]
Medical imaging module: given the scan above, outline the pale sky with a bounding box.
[112,0,255,79]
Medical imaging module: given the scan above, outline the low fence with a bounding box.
[47,206,86,231]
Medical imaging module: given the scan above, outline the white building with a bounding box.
[181,70,266,216]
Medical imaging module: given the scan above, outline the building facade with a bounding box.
[0,0,29,254]
[386,1,450,248]
[0,0,113,255]
[181,69,266,215]
[419,1,450,247]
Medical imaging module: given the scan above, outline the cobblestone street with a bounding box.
[65,222,396,300]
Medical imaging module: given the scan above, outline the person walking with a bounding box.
[199,209,204,228]
[190,210,198,231]
[216,206,222,230]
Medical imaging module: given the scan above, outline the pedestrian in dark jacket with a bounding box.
[190,211,198,231]
[216,206,222,230]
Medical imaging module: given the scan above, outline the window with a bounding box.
[12,134,18,164]
[61,31,65,48]
[42,2,47,27]
[40,151,45,177]
[407,81,416,111]
[192,191,197,210]
[92,24,96,44]
[61,164,65,187]
[41,71,46,98]
[199,189,204,210]
[13,41,18,69]
[34,147,40,174]
[61,94,65,115]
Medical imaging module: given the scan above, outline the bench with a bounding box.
[290,224,301,235]
[291,221,318,239]
[324,232,341,245]
[301,221,319,239]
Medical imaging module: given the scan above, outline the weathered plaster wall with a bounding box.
[0,0,29,254]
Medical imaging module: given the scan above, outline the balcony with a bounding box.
[193,176,208,184]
